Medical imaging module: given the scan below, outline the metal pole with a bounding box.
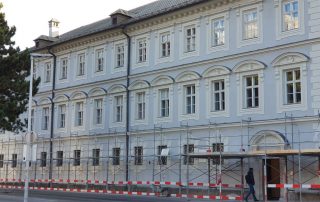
[219,133,222,202]
[24,55,34,202]
[264,132,267,202]
[298,130,302,202]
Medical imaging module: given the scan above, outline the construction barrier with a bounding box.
[268,184,320,189]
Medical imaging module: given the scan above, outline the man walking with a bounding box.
[245,168,258,202]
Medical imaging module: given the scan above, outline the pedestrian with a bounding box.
[245,168,258,202]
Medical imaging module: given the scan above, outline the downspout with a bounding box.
[122,26,131,182]
[48,47,56,182]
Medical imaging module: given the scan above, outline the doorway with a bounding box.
[265,158,280,200]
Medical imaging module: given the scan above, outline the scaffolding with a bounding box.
[0,114,319,201]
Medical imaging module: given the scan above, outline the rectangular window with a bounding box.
[12,154,17,168]
[92,149,100,166]
[42,107,49,130]
[75,102,84,126]
[73,150,81,166]
[185,85,196,114]
[158,145,167,165]
[160,32,170,57]
[212,80,225,111]
[44,62,51,82]
[33,65,37,80]
[0,154,4,168]
[283,0,299,31]
[112,148,120,165]
[134,146,143,165]
[56,151,63,167]
[31,109,34,131]
[115,44,124,68]
[60,58,68,80]
[212,143,224,164]
[138,39,147,63]
[185,26,196,52]
[136,92,145,120]
[245,75,259,108]
[159,88,169,117]
[96,49,104,72]
[58,104,66,128]
[285,69,301,104]
[212,18,225,46]
[183,144,194,165]
[114,95,123,122]
[94,99,103,125]
[40,152,47,167]
[243,9,258,40]
[77,53,85,76]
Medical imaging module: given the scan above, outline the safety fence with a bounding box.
[267,184,320,189]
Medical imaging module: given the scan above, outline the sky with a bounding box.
[1,0,156,49]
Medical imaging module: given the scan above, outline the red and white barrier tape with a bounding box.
[268,184,320,189]
[0,178,243,188]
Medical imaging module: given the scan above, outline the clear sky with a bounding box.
[1,0,156,49]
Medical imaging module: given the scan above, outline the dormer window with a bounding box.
[110,9,131,25]
[112,17,117,25]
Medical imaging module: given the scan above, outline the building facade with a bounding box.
[1,0,320,200]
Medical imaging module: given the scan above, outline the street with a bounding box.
[0,189,218,202]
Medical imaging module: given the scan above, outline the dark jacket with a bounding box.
[245,171,255,185]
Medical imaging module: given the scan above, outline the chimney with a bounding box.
[48,18,60,37]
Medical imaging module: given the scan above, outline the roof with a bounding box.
[34,0,208,49]
[34,35,59,42]
[110,9,131,17]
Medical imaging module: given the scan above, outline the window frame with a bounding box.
[75,101,84,127]
[73,150,81,166]
[40,152,47,167]
[92,149,100,166]
[93,98,103,125]
[112,147,120,166]
[134,146,143,166]
[56,151,63,167]
[114,95,123,123]
[42,107,50,130]
[77,53,86,77]
[157,145,167,165]
[183,144,194,165]
[59,57,68,80]
[58,104,66,129]
[44,62,52,83]
[95,48,104,72]
[136,92,146,120]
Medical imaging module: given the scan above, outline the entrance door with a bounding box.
[266,159,280,200]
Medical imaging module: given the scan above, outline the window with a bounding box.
[56,151,63,167]
[136,92,145,120]
[212,143,224,164]
[95,49,104,72]
[31,109,34,131]
[134,146,143,165]
[44,62,51,83]
[115,44,124,68]
[185,85,196,114]
[0,154,4,168]
[77,53,85,76]
[75,102,84,126]
[40,152,47,167]
[212,80,225,111]
[183,144,194,165]
[158,145,167,165]
[245,75,259,108]
[160,32,170,57]
[285,69,301,104]
[138,39,147,63]
[159,89,169,117]
[243,9,258,40]
[42,107,49,130]
[114,95,123,122]
[92,149,100,166]
[283,0,299,31]
[94,99,103,125]
[185,26,196,52]
[212,18,225,46]
[112,148,120,165]
[58,104,66,128]
[73,150,81,166]
[33,64,37,79]
[12,154,17,168]
[60,58,68,80]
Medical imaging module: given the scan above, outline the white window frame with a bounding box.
[284,69,301,104]
[109,92,126,128]
[179,20,200,59]
[115,44,125,68]
[178,80,200,121]
[158,88,170,118]
[136,92,146,121]
[95,48,104,72]
[244,75,260,108]
[57,104,66,129]
[114,95,123,123]
[77,53,86,77]
[41,107,50,131]
[111,40,127,74]
[274,0,305,40]
[93,98,103,126]
[155,28,174,64]
[132,34,150,68]
[59,57,68,80]
[75,101,84,127]
[272,53,308,112]
[237,4,263,47]
[235,61,265,115]
[44,62,52,83]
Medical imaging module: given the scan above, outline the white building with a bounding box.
[1,0,320,201]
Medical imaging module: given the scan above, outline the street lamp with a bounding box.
[24,53,52,202]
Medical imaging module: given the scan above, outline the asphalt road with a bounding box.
[0,189,214,202]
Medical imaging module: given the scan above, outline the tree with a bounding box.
[0,3,39,132]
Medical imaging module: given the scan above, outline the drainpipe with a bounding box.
[122,27,131,182]
[48,47,57,182]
